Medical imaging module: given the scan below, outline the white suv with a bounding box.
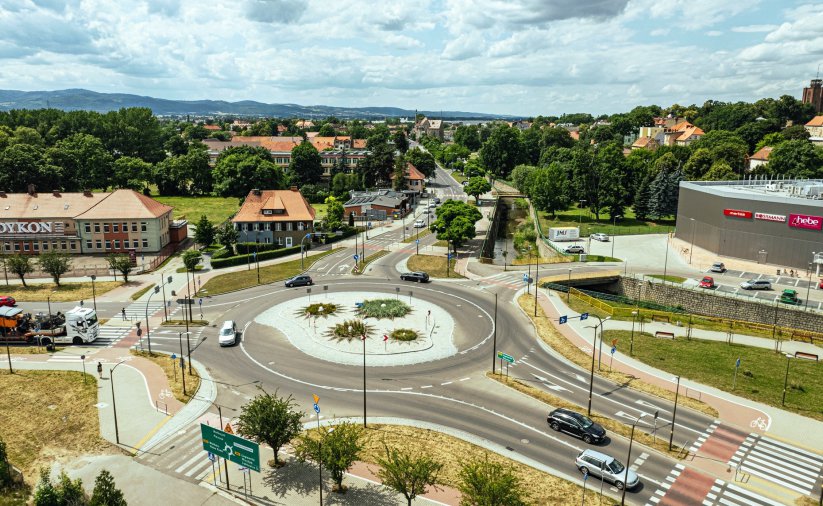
[413,219,425,228]
[575,449,639,490]
[591,233,609,242]
[564,245,585,254]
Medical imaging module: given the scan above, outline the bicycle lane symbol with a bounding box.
[749,416,770,431]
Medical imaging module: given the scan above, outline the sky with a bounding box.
[0,0,822,116]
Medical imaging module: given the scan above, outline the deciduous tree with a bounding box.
[237,389,303,467]
[429,200,483,256]
[464,176,491,204]
[38,252,72,287]
[289,141,324,186]
[6,255,34,287]
[376,445,442,506]
[527,163,569,218]
[295,422,366,493]
[457,454,527,506]
[106,254,134,283]
[479,125,522,179]
[215,222,239,255]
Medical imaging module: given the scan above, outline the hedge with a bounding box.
[211,245,305,269]
[323,227,362,244]
[235,242,284,254]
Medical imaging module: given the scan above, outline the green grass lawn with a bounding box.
[406,254,465,279]
[153,195,240,225]
[402,229,432,243]
[646,274,687,283]
[313,202,328,220]
[449,170,468,184]
[605,329,823,421]
[538,204,676,237]
[197,249,336,296]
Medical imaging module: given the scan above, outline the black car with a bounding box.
[285,275,313,287]
[547,408,606,444]
[400,272,430,283]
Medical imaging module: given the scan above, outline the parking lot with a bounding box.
[698,268,822,309]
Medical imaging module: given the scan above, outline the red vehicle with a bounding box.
[0,296,15,307]
[699,276,716,289]
[819,279,823,289]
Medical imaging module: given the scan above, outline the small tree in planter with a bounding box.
[295,422,366,493]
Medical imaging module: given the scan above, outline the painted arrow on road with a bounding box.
[636,399,664,412]
[532,375,570,392]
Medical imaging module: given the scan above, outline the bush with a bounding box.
[390,328,418,341]
[211,245,304,269]
[328,319,372,341]
[211,247,233,259]
[302,303,339,317]
[235,242,285,254]
[357,299,411,319]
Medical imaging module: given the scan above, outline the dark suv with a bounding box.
[285,275,313,287]
[547,408,606,444]
[400,272,430,283]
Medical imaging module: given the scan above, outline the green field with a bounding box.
[605,329,823,421]
[153,195,240,225]
[538,203,676,238]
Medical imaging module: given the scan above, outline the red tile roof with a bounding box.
[232,189,315,223]
[806,116,823,127]
[750,146,773,160]
[75,189,173,219]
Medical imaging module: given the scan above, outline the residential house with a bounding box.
[344,189,409,221]
[664,121,705,146]
[630,136,659,151]
[390,162,425,192]
[232,188,315,248]
[747,146,773,171]
[805,116,823,146]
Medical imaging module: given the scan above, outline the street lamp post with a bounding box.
[568,268,572,302]
[110,360,128,444]
[630,311,638,355]
[805,253,816,311]
[689,218,696,265]
[90,275,97,312]
[533,255,539,317]
[144,286,160,354]
[361,328,367,427]
[782,353,793,406]
[177,332,187,396]
[668,375,681,450]
[611,215,621,258]
[160,274,172,322]
[621,413,648,505]
[579,199,586,227]
[300,233,313,270]
[491,292,498,374]
[183,331,192,375]
[587,315,611,416]
[662,228,671,285]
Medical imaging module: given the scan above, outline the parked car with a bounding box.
[699,276,716,289]
[547,408,606,444]
[779,289,802,305]
[575,449,639,490]
[740,279,771,290]
[400,272,430,283]
[428,202,437,208]
[218,320,237,347]
[590,233,609,242]
[710,262,726,273]
[434,197,441,204]
[0,296,16,307]
[564,245,585,254]
[285,275,313,288]
[414,219,425,228]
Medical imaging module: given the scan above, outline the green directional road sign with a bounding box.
[200,424,260,472]
[497,351,514,364]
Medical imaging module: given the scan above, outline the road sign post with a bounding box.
[610,345,616,371]
[200,424,260,472]
[497,351,514,378]
[733,357,741,390]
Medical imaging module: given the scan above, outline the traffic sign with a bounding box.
[415,239,420,244]
[559,315,568,324]
[611,339,618,346]
[207,452,216,462]
[497,351,514,364]
[176,298,195,305]
[171,353,177,360]
[353,254,359,261]
[735,357,741,368]
[580,312,589,320]
[610,346,616,355]
[313,403,320,414]
[198,298,203,306]
[200,424,260,472]
[313,394,319,404]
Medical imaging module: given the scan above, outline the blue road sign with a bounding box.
[353,254,359,261]
[559,315,568,324]
[415,239,420,244]
[171,353,177,360]
[447,254,452,259]
[522,273,528,281]
[610,346,616,355]
[198,298,203,306]
[208,452,216,462]
[735,357,741,368]
[580,312,589,320]
[313,403,320,414]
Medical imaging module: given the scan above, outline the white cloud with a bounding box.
[706,30,723,37]
[731,24,778,33]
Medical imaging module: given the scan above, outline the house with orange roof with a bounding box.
[390,162,426,192]
[414,117,444,140]
[232,187,315,248]
[805,115,823,146]
[631,136,659,151]
[661,121,704,146]
[747,146,773,171]
[203,124,221,131]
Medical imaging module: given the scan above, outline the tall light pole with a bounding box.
[689,218,696,265]
[630,311,638,356]
[805,253,816,311]
[668,375,681,450]
[611,215,621,258]
[782,353,793,406]
[110,360,128,444]
[144,286,160,354]
[568,268,572,302]
[362,328,367,427]
[177,332,187,396]
[621,413,648,505]
[160,274,172,322]
[300,233,313,270]
[89,275,97,312]
[533,255,539,317]
[579,199,586,227]
[662,228,671,285]
[183,330,192,375]
[587,315,610,416]
[491,292,498,374]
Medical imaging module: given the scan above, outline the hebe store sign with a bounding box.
[723,209,752,219]
[789,213,823,230]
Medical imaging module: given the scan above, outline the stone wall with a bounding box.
[614,277,823,333]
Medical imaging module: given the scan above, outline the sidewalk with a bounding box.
[535,288,823,450]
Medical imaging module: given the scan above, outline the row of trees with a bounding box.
[235,389,528,505]
[0,252,136,287]
[33,468,126,506]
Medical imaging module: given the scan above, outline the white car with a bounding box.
[218,320,237,347]
[740,279,771,290]
[413,219,425,228]
[591,233,609,242]
[576,449,639,490]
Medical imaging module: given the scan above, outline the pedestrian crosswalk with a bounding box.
[705,479,788,506]
[91,326,130,348]
[729,433,823,495]
[137,416,226,485]
[115,301,169,321]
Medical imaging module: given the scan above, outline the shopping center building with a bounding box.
[0,188,182,255]
[675,179,823,270]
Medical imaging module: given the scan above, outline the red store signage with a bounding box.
[789,213,823,230]
[754,212,786,223]
[723,209,752,219]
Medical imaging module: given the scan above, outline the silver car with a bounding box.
[740,279,771,290]
[575,449,639,490]
[591,233,609,242]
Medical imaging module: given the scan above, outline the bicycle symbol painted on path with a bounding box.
[749,416,769,431]
[158,388,173,401]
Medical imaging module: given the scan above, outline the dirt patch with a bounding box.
[0,370,114,481]
[0,282,122,302]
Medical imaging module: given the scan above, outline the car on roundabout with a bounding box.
[699,276,716,289]
[285,275,313,287]
[576,449,639,490]
[400,272,430,283]
[218,320,237,347]
[547,408,606,444]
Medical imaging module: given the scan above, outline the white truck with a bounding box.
[548,226,580,242]
[0,306,99,345]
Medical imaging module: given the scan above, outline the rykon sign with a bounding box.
[788,213,823,231]
[0,221,58,234]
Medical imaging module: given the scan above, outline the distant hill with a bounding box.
[0,88,514,120]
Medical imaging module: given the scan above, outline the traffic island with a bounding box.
[130,350,201,404]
